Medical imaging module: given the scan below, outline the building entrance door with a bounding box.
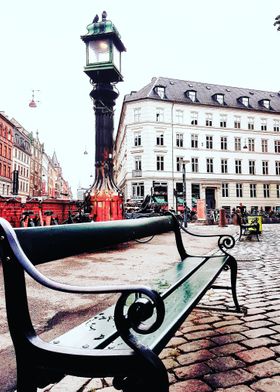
[206,188,216,210]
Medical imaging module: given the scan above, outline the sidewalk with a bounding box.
[32,224,280,391]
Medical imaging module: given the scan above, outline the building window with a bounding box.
[176,157,184,172]
[236,183,243,197]
[176,110,183,124]
[240,96,249,107]
[220,114,227,127]
[275,140,280,153]
[214,94,224,105]
[205,113,213,126]
[261,139,268,153]
[274,120,280,132]
[134,108,141,122]
[262,161,268,175]
[191,134,198,149]
[276,161,280,175]
[235,137,241,151]
[154,86,165,99]
[261,119,267,131]
[221,136,227,150]
[191,111,198,125]
[156,108,164,122]
[248,138,255,152]
[206,135,213,149]
[260,99,270,109]
[248,117,254,130]
[235,159,242,174]
[176,133,183,148]
[192,157,198,173]
[221,159,228,174]
[206,158,213,173]
[132,182,144,199]
[250,184,257,198]
[135,156,142,171]
[134,132,141,147]
[156,132,164,146]
[234,116,241,129]
[186,90,197,102]
[156,155,164,171]
[222,183,229,197]
[277,185,280,198]
[249,160,255,175]
[263,184,270,198]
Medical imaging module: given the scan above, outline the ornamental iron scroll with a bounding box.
[113,288,168,392]
[179,223,236,257]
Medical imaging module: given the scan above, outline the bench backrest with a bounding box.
[0,214,186,354]
[12,214,184,265]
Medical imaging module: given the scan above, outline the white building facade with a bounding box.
[114,77,280,214]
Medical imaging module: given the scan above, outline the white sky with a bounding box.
[0,0,279,197]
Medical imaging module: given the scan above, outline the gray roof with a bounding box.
[124,77,280,114]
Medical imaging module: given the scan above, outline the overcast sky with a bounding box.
[0,0,279,196]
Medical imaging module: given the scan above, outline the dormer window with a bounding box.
[154,85,166,99]
[186,90,197,102]
[213,93,224,105]
[259,99,270,109]
[239,96,249,107]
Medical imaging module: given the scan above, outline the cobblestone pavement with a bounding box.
[34,225,280,391]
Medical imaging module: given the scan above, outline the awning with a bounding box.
[152,196,167,204]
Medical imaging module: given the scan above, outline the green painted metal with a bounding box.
[81,20,125,52]
[0,213,240,392]
[14,216,176,265]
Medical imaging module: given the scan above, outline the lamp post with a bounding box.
[181,159,190,227]
[81,12,126,221]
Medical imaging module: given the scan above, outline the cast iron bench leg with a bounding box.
[17,366,37,392]
[227,255,241,312]
[113,355,169,392]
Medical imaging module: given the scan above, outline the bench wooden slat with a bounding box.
[51,256,207,349]
[108,255,227,354]
[53,255,228,355]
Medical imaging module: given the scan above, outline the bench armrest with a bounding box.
[0,217,160,298]
[179,224,236,256]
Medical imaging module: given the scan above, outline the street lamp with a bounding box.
[180,159,190,227]
[81,12,126,221]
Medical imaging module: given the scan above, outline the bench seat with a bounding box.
[53,254,232,354]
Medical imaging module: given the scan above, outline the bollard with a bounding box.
[219,208,227,227]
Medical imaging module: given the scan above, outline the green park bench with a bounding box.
[235,213,261,241]
[0,213,242,392]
